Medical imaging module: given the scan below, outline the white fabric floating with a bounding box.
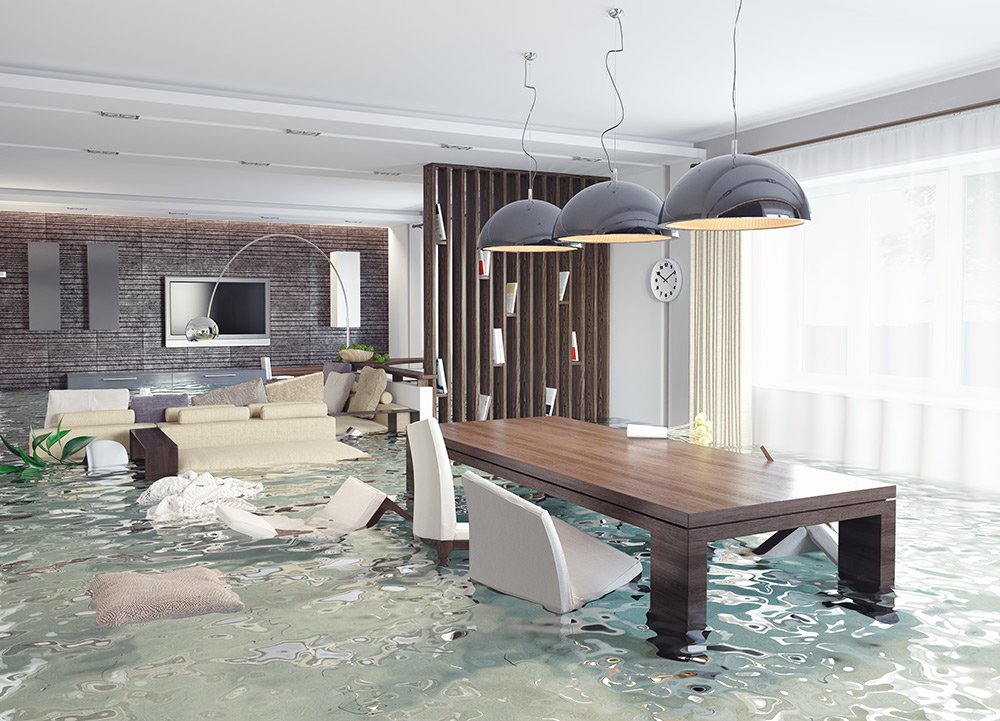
[138,470,264,525]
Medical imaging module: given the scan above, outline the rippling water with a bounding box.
[2,389,999,720]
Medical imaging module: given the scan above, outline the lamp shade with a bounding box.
[477,198,575,252]
[553,180,675,243]
[660,154,810,231]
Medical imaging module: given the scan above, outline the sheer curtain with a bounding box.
[752,104,1000,490]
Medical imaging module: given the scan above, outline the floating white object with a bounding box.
[558,271,569,300]
[544,387,557,416]
[626,424,670,439]
[492,328,505,365]
[477,394,492,421]
[138,470,263,525]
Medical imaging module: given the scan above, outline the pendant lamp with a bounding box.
[554,9,675,244]
[477,53,575,253]
[660,0,809,231]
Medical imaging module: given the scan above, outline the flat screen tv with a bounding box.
[164,276,271,347]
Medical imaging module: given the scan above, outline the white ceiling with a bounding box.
[1,0,999,224]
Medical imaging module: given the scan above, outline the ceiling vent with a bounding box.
[239,160,271,167]
[168,211,189,216]
[572,156,603,163]
[66,206,89,211]
[373,170,402,176]
[440,143,473,151]
[284,128,322,137]
[85,149,119,155]
[259,215,280,220]
[99,111,140,120]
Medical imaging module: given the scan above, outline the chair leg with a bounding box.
[364,497,415,528]
[435,539,470,566]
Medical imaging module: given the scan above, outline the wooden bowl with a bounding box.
[339,349,374,362]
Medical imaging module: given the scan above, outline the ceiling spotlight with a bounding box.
[239,160,271,167]
[168,211,189,216]
[373,170,402,176]
[99,111,140,120]
[284,128,322,137]
[572,156,604,163]
[66,206,89,211]
[85,149,119,155]
[440,143,473,151]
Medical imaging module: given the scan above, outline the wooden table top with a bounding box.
[439,417,895,529]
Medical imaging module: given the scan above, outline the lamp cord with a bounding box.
[731,0,744,164]
[206,233,351,346]
[521,54,538,199]
[600,11,625,181]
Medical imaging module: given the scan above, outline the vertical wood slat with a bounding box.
[423,163,609,424]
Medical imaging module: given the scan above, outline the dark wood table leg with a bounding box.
[838,501,896,594]
[130,428,178,481]
[646,521,711,661]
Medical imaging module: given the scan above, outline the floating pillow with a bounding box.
[258,402,329,420]
[131,393,190,423]
[88,567,244,627]
[347,366,388,414]
[56,409,135,427]
[265,372,324,404]
[193,378,267,407]
[324,372,355,413]
[322,360,353,379]
[175,406,250,424]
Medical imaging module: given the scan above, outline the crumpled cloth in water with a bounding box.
[137,470,263,525]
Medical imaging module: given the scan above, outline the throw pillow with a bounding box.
[323,372,354,413]
[193,378,267,407]
[131,393,190,423]
[322,360,353,379]
[347,366,387,414]
[88,567,244,627]
[265,372,324,404]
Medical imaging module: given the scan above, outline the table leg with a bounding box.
[646,521,711,661]
[838,501,896,594]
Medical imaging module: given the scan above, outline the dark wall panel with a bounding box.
[0,212,389,390]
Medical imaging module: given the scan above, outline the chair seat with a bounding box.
[552,517,642,607]
[453,522,470,542]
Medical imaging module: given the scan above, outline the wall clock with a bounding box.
[650,258,682,302]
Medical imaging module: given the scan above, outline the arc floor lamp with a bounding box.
[184,232,352,346]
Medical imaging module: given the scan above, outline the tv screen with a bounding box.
[164,277,271,347]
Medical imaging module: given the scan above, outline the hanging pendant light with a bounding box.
[553,8,675,244]
[477,53,576,253]
[660,0,809,231]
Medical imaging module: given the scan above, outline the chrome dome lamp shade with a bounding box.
[553,9,673,245]
[660,0,808,232]
[184,232,352,345]
[476,52,577,253]
[477,193,574,253]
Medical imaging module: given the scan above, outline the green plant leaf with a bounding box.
[45,428,70,451]
[1,435,43,467]
[0,464,25,475]
[59,435,94,460]
[31,431,52,453]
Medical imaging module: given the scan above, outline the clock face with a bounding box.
[650,258,682,302]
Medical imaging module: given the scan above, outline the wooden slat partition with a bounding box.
[423,163,610,424]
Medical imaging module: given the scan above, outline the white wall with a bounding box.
[386,223,423,359]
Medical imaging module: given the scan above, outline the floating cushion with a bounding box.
[193,378,268,407]
[265,372,324,404]
[347,367,387,414]
[131,393,190,423]
[88,567,244,627]
[324,372,355,413]
[258,402,329,420]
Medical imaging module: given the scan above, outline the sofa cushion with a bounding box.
[347,366,387,414]
[265,372,324,404]
[158,415,339,448]
[88,567,244,627]
[258,402,329,420]
[57,409,135,427]
[131,393,190,423]
[45,388,130,428]
[176,406,251,424]
[165,404,228,423]
[322,360,353,379]
[192,378,267,407]
[323,372,355,413]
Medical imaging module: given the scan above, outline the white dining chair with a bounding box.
[462,471,642,614]
[216,476,410,540]
[406,417,469,565]
[85,439,130,473]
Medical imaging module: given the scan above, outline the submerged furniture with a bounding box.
[463,471,642,613]
[216,476,411,540]
[432,416,896,660]
[755,524,839,563]
[44,388,132,428]
[85,440,130,473]
[406,417,469,565]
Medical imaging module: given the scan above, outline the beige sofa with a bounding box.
[40,401,368,473]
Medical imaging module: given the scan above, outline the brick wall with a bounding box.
[0,212,389,390]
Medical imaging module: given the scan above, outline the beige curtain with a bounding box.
[689,230,749,448]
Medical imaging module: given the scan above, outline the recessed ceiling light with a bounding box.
[440,143,473,151]
[239,160,271,167]
[168,211,189,216]
[373,170,402,176]
[66,206,89,211]
[99,111,140,120]
[572,156,603,163]
[343,220,364,224]
[260,215,280,220]
[85,149,119,155]
[284,128,322,137]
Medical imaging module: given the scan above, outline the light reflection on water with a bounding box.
[1,389,999,720]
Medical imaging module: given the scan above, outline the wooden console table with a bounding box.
[129,427,178,480]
